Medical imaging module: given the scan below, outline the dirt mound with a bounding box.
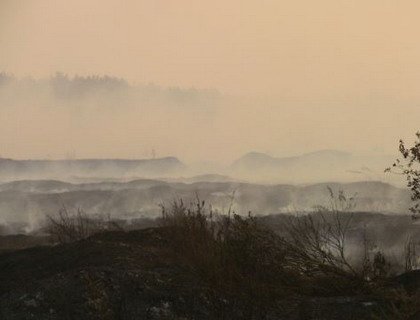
[0,228,399,319]
[0,229,214,319]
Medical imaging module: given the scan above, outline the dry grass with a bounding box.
[159,199,301,318]
[44,190,420,318]
[159,194,420,319]
[47,205,122,244]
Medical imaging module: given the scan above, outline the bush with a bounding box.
[159,193,420,318]
[160,199,301,318]
[47,206,122,244]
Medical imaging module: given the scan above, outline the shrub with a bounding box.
[160,199,301,318]
[159,192,410,318]
[47,205,121,244]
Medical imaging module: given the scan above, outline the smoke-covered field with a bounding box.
[0,75,416,282]
[4,2,420,318]
[0,176,411,233]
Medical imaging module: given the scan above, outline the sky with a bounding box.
[0,0,420,163]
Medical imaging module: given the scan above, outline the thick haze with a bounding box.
[1,0,420,163]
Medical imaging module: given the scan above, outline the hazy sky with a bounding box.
[1,0,420,162]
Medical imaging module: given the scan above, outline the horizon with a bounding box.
[0,145,395,164]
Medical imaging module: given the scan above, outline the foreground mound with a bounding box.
[0,227,415,319]
[1,228,213,320]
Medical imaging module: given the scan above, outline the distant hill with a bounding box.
[232,149,352,169]
[230,150,394,184]
[0,157,185,182]
[168,174,236,183]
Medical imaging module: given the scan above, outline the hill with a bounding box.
[230,150,394,184]
[0,157,185,181]
[232,150,351,168]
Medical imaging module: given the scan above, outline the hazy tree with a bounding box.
[0,72,14,86]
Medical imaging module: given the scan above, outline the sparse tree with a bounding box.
[286,187,359,277]
[386,131,420,219]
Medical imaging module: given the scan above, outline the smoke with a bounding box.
[0,73,225,162]
[2,1,420,165]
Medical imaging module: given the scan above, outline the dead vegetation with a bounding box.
[47,205,123,244]
[158,190,420,319]
[159,199,300,318]
[36,187,420,319]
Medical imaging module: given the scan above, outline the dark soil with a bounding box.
[0,228,406,319]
